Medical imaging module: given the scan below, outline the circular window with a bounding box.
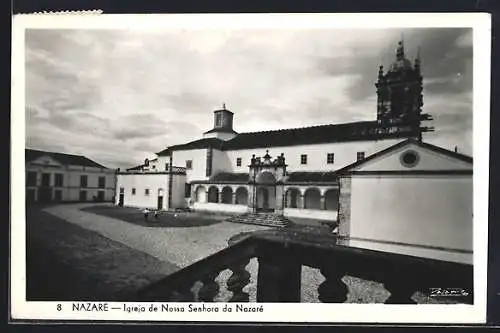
[400,150,420,168]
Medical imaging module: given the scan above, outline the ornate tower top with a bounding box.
[375,39,433,141]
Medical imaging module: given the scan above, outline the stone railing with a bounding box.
[135,230,473,304]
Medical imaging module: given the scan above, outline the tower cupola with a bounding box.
[203,103,238,141]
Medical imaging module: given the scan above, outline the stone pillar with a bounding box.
[247,184,255,212]
[320,195,326,210]
[275,185,284,215]
[337,176,352,238]
[232,192,237,205]
[218,189,223,203]
[299,194,305,209]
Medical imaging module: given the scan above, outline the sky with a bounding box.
[25,27,473,169]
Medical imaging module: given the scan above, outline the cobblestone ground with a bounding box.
[41,204,452,303]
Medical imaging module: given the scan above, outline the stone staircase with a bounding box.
[226,212,292,228]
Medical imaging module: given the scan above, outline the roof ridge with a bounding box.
[26,148,87,158]
[235,120,375,136]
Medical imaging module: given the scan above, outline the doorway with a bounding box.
[118,193,124,206]
[157,196,163,210]
[256,186,276,212]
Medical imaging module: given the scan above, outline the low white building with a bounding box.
[25,149,116,203]
[336,139,473,264]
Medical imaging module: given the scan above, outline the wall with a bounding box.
[171,173,187,209]
[203,131,237,141]
[211,149,233,176]
[224,139,404,174]
[26,163,115,202]
[284,208,337,221]
[192,202,247,214]
[116,174,169,209]
[171,149,207,182]
[349,175,473,252]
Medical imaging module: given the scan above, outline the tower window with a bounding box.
[327,153,335,164]
[186,160,193,169]
[357,152,365,161]
[236,158,242,167]
[132,188,136,195]
[215,113,222,127]
[300,154,308,165]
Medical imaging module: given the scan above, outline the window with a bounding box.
[236,158,242,167]
[26,172,37,186]
[41,173,51,187]
[186,160,193,169]
[145,188,150,196]
[98,176,105,188]
[327,153,335,164]
[215,113,222,127]
[185,183,192,198]
[132,188,136,195]
[165,163,169,171]
[119,187,124,194]
[80,175,88,188]
[357,152,365,161]
[97,191,105,202]
[54,173,64,187]
[300,154,308,165]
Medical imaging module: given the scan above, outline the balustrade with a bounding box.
[135,230,473,304]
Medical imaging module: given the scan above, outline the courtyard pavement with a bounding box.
[43,203,269,268]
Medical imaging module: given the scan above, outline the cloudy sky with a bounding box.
[25,27,473,169]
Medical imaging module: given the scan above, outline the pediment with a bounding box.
[348,140,472,173]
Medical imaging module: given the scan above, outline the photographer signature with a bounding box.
[429,288,469,297]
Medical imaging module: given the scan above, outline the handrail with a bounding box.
[135,229,473,304]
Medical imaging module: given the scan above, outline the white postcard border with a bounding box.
[10,13,491,323]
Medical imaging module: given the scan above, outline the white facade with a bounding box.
[115,170,186,210]
[337,140,473,264]
[26,152,116,203]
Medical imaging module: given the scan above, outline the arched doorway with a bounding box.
[207,186,219,203]
[304,188,321,209]
[235,187,248,205]
[255,171,276,212]
[195,185,207,203]
[324,189,339,211]
[285,188,300,208]
[221,187,233,204]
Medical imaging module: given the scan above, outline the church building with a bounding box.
[115,40,469,232]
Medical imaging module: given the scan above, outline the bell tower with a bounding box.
[203,103,238,141]
[375,40,433,140]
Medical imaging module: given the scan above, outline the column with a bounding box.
[232,192,237,205]
[275,185,284,215]
[247,184,255,212]
[320,195,326,210]
[299,194,305,209]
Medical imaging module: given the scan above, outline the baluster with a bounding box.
[318,265,348,303]
[227,258,251,302]
[383,278,417,304]
[198,271,221,302]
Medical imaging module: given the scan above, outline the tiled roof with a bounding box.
[157,138,225,156]
[210,172,249,182]
[157,121,419,155]
[286,171,339,183]
[26,149,108,169]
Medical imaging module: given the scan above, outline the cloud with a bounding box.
[25,27,473,168]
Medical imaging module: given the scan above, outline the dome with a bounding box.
[389,58,413,72]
